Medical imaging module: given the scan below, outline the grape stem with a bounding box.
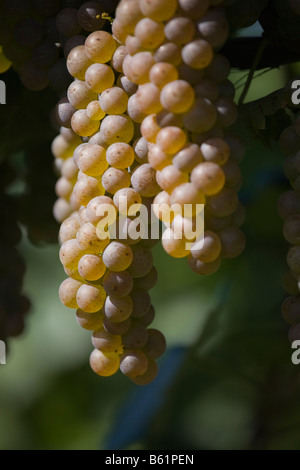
[238,38,271,105]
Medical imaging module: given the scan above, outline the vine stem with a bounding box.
[238,38,271,106]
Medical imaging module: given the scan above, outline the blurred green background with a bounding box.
[0,59,300,451]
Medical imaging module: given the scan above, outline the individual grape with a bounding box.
[206,187,239,217]
[103,242,133,272]
[131,164,160,197]
[85,30,116,63]
[277,191,300,220]
[67,45,93,80]
[201,138,230,165]
[59,238,83,270]
[149,62,179,89]
[59,214,81,244]
[76,283,106,313]
[32,40,59,69]
[67,80,97,109]
[77,222,110,254]
[218,226,246,259]
[154,42,182,66]
[160,80,195,114]
[112,46,127,73]
[170,182,205,217]
[63,35,86,58]
[123,52,156,86]
[120,349,148,377]
[76,144,108,177]
[130,359,158,385]
[196,7,229,48]
[102,271,134,298]
[55,177,73,199]
[164,16,195,45]
[190,230,221,262]
[181,39,213,70]
[99,114,134,145]
[127,94,147,124]
[122,321,148,349]
[140,115,161,143]
[117,75,138,97]
[92,326,123,354]
[59,278,83,309]
[137,304,155,327]
[133,135,150,164]
[135,83,163,115]
[71,109,100,136]
[178,0,209,19]
[143,328,166,359]
[77,1,105,32]
[188,255,221,275]
[215,97,238,128]
[206,54,230,83]
[103,316,131,335]
[183,98,217,133]
[172,143,203,173]
[125,34,143,54]
[105,143,135,170]
[139,0,177,21]
[19,61,49,91]
[85,63,115,93]
[78,254,106,281]
[115,0,143,33]
[56,97,76,128]
[156,127,187,154]
[195,78,219,102]
[134,17,165,50]
[191,161,225,195]
[102,168,131,194]
[287,246,300,274]
[72,174,105,206]
[218,79,235,99]
[104,295,133,322]
[86,101,105,121]
[112,18,129,44]
[76,308,103,330]
[162,227,190,258]
[90,349,120,377]
[99,87,129,115]
[132,262,157,290]
[127,246,153,279]
[113,188,142,216]
[131,288,151,318]
[53,198,73,222]
[156,165,189,193]
[56,8,81,37]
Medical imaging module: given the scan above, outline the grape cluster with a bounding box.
[0,161,30,343]
[0,0,118,91]
[55,28,166,384]
[278,114,300,341]
[113,0,246,276]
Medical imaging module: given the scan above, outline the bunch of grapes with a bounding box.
[0,0,119,91]
[54,28,166,385]
[113,0,246,277]
[278,114,300,342]
[0,161,30,343]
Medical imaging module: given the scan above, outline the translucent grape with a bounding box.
[76,283,106,313]
[90,349,120,377]
[85,31,116,63]
[103,242,133,272]
[78,254,106,281]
